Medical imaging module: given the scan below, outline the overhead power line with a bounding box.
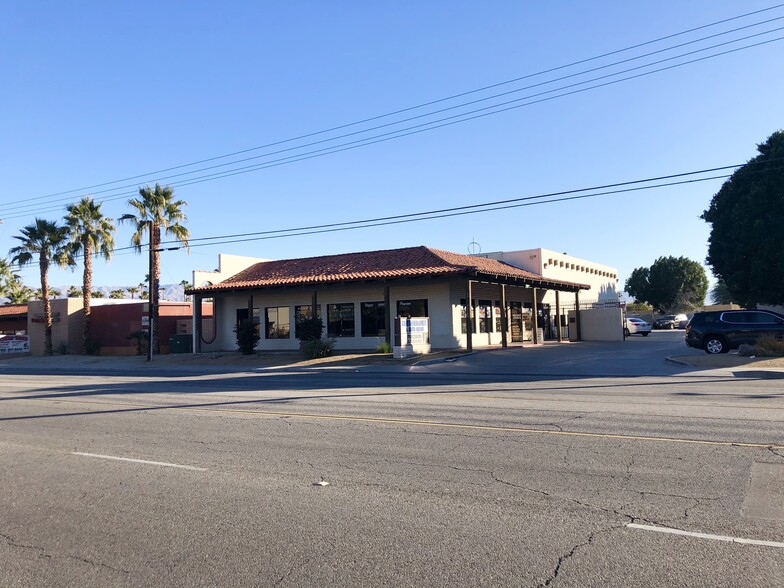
[3,30,783,223]
[2,3,783,216]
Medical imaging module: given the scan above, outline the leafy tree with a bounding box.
[121,184,189,353]
[9,219,72,355]
[709,279,734,305]
[624,256,708,313]
[67,285,82,298]
[127,285,140,299]
[625,301,653,313]
[91,290,105,298]
[702,130,784,307]
[110,289,127,299]
[65,196,116,352]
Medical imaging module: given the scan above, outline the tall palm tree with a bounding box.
[5,283,35,304]
[9,219,72,355]
[127,285,139,299]
[122,184,189,353]
[110,288,126,299]
[64,197,116,352]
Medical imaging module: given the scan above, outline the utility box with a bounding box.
[168,334,193,354]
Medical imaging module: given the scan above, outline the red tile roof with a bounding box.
[0,303,28,317]
[191,246,590,293]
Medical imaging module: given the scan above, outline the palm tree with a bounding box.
[5,283,36,304]
[9,219,72,355]
[65,197,115,353]
[91,290,105,298]
[127,285,139,299]
[67,285,82,298]
[0,257,22,298]
[110,289,126,299]
[122,184,189,353]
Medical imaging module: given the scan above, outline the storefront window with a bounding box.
[328,303,355,337]
[361,301,386,337]
[265,306,290,339]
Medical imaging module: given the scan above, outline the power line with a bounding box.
[4,4,783,210]
[3,30,782,221]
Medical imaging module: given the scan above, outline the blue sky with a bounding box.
[1,1,782,296]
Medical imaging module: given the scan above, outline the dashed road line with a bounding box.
[627,523,784,548]
[72,451,206,471]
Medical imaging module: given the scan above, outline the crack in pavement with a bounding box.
[1,531,129,575]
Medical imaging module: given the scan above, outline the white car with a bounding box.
[625,317,651,337]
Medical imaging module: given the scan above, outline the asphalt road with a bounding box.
[1,331,782,587]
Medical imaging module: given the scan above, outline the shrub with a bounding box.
[234,320,260,355]
[297,317,324,342]
[375,339,392,354]
[84,337,102,356]
[750,336,784,357]
[301,337,335,359]
[128,331,149,356]
[56,342,69,355]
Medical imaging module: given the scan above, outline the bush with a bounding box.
[84,337,101,356]
[375,339,392,354]
[301,337,335,359]
[56,342,69,355]
[128,331,149,356]
[234,320,260,355]
[297,317,324,342]
[749,336,784,357]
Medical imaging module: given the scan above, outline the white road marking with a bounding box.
[626,523,784,548]
[72,452,206,471]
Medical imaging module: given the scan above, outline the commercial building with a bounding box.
[187,246,593,354]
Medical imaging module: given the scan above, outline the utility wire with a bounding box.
[4,3,783,209]
[3,30,783,221]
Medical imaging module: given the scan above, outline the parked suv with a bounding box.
[653,314,689,329]
[685,310,784,354]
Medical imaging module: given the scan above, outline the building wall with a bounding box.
[27,298,83,355]
[193,254,269,289]
[481,248,620,304]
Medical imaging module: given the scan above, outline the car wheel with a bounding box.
[641,332,649,337]
[668,323,675,330]
[623,328,630,337]
[704,336,728,354]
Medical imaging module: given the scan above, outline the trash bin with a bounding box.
[168,334,193,354]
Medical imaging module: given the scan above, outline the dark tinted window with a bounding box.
[753,312,782,324]
[722,312,753,324]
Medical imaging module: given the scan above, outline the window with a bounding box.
[294,304,321,338]
[361,301,386,337]
[397,299,428,317]
[265,306,290,339]
[328,303,355,337]
[237,308,260,335]
[494,300,503,332]
[478,299,493,333]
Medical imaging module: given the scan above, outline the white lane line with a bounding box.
[72,452,207,471]
[627,523,784,548]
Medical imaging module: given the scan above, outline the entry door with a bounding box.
[510,302,524,343]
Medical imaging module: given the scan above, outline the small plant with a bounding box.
[301,337,335,359]
[749,335,784,357]
[234,320,260,355]
[297,317,324,342]
[83,337,102,356]
[375,339,392,354]
[127,330,149,356]
[56,342,69,355]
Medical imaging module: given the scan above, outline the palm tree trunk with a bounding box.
[39,253,52,356]
[82,239,93,353]
[152,224,161,354]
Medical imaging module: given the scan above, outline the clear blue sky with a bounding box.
[1,1,782,297]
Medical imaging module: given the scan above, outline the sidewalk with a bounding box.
[0,349,468,375]
[666,353,784,379]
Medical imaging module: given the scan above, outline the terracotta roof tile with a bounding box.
[0,303,28,317]
[191,246,590,292]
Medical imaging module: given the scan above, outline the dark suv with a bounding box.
[685,310,784,354]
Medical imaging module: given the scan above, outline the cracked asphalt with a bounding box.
[1,331,782,586]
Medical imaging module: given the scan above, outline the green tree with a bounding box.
[121,184,189,353]
[110,289,126,299]
[65,196,116,352]
[702,130,784,307]
[0,257,22,298]
[91,290,105,298]
[709,279,734,305]
[624,256,708,313]
[5,283,36,304]
[9,219,72,355]
[127,285,139,299]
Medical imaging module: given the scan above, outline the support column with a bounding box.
[532,288,539,344]
[466,280,473,351]
[311,290,318,330]
[575,291,582,341]
[555,291,561,343]
[384,286,391,346]
[500,284,508,348]
[194,294,202,353]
